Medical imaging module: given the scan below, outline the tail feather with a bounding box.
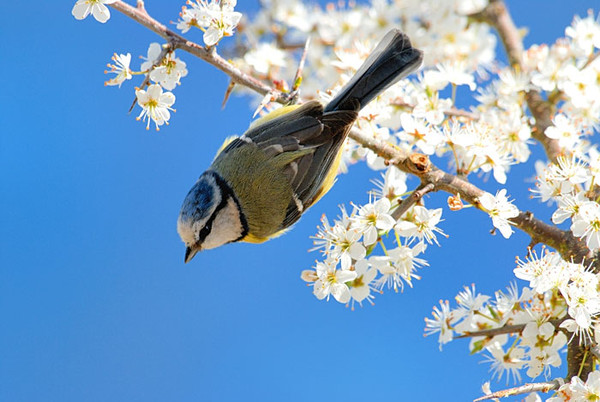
[324,29,423,113]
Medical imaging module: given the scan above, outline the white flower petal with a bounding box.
[72,2,91,20]
[203,28,222,46]
[91,3,111,23]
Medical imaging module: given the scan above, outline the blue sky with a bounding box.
[0,1,595,401]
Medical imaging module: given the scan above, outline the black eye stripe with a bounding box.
[197,171,248,243]
[198,220,212,241]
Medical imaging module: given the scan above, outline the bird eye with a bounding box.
[199,220,212,240]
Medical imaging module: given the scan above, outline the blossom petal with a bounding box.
[203,28,222,46]
[91,3,111,23]
[72,2,91,20]
[331,283,351,303]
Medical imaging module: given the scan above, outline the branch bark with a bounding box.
[474,379,563,401]
[391,183,435,220]
[348,128,590,265]
[473,0,599,382]
[453,318,566,340]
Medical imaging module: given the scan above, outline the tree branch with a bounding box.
[474,379,563,401]
[472,0,562,163]
[348,128,590,265]
[472,0,600,381]
[454,318,567,340]
[392,183,435,220]
[107,1,593,266]
[567,340,594,381]
[109,1,292,104]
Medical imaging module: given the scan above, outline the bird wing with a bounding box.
[216,100,357,229]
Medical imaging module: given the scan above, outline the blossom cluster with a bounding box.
[535,156,600,250]
[301,166,443,307]
[177,0,242,46]
[425,247,600,393]
[72,0,243,130]
[73,0,600,397]
[515,249,600,343]
[102,42,187,130]
[425,282,569,381]
[548,371,600,401]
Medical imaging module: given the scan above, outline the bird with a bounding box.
[177,29,423,263]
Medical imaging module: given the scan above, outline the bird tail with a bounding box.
[324,29,423,113]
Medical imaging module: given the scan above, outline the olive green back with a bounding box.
[211,145,294,239]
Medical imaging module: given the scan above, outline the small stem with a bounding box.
[473,379,563,402]
[378,238,388,255]
[451,83,457,106]
[391,183,435,221]
[577,348,589,378]
[465,155,477,174]
[449,143,461,175]
[290,36,311,96]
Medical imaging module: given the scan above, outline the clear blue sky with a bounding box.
[0,1,594,401]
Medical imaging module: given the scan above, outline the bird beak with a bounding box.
[184,246,199,264]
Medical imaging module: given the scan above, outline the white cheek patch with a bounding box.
[202,197,244,250]
[177,217,197,246]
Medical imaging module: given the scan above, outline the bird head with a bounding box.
[177,171,247,263]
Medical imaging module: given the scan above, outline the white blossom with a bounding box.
[372,242,428,292]
[484,341,525,383]
[135,84,176,131]
[72,0,116,23]
[545,113,582,150]
[395,206,445,246]
[348,259,378,307]
[565,12,600,56]
[104,53,132,87]
[371,167,407,202]
[200,1,243,46]
[552,192,591,225]
[353,198,396,246]
[313,259,357,303]
[521,321,567,378]
[424,300,456,349]
[479,189,519,239]
[571,202,600,250]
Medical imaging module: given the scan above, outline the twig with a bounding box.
[392,183,435,220]
[454,323,524,339]
[222,80,236,109]
[109,1,292,104]
[474,379,562,401]
[581,51,600,70]
[568,338,594,381]
[289,36,311,101]
[445,106,479,120]
[128,42,173,112]
[454,318,567,339]
[136,0,148,15]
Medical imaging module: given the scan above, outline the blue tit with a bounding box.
[178,29,423,263]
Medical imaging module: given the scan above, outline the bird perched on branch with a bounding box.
[177,29,423,263]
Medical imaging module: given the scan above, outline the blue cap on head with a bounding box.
[179,172,218,223]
